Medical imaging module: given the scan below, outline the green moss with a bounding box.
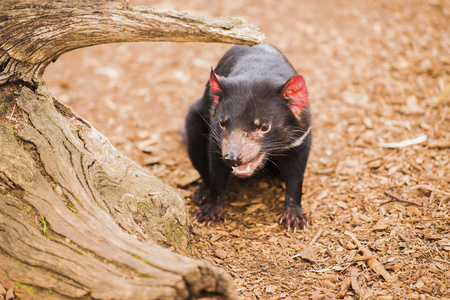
[15,282,62,299]
[0,85,15,118]
[24,284,36,294]
[131,253,148,264]
[39,213,47,235]
[0,101,11,117]
[163,221,191,251]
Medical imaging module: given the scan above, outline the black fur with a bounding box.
[185,42,312,230]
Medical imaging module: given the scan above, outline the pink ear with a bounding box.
[281,75,309,115]
[210,70,223,104]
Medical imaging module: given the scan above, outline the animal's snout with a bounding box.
[223,151,242,167]
[222,130,261,168]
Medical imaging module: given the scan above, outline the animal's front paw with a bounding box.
[280,205,309,231]
[195,203,225,225]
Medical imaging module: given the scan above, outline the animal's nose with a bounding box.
[223,151,242,167]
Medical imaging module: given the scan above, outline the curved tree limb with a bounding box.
[0,0,264,87]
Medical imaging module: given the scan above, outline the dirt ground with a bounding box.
[44,0,450,298]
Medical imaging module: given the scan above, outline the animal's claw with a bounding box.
[194,203,225,225]
[280,205,309,231]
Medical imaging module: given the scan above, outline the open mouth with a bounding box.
[231,153,266,177]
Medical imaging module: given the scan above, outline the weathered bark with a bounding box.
[0,0,263,299]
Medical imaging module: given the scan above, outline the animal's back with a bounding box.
[214,42,297,84]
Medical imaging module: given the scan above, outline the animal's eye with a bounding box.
[219,119,226,129]
[260,123,271,133]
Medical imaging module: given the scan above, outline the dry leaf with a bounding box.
[143,155,162,165]
[215,249,227,260]
[176,171,200,187]
[292,246,319,262]
[245,203,267,214]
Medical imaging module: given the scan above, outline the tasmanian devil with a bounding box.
[185,42,312,230]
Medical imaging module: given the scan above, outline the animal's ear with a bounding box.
[281,75,309,115]
[210,69,223,104]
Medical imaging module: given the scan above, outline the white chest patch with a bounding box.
[285,126,312,150]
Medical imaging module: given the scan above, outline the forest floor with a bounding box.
[45,0,449,298]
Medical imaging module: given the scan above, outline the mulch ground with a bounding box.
[43,0,449,298]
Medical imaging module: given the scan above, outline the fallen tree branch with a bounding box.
[383,191,425,207]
